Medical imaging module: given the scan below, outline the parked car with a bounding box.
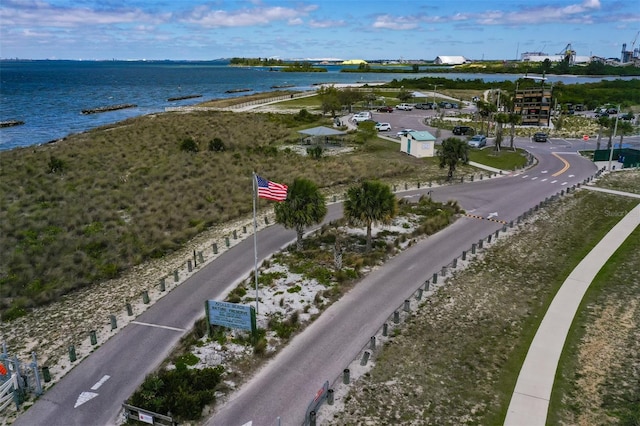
[533,132,548,142]
[375,122,391,131]
[396,103,414,111]
[453,125,474,135]
[438,101,452,109]
[351,111,372,122]
[468,134,487,148]
[396,129,415,137]
[376,106,394,113]
[414,103,433,110]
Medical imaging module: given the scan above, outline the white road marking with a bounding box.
[561,182,568,186]
[487,212,498,219]
[569,174,575,177]
[74,392,98,408]
[541,178,548,182]
[541,170,548,174]
[551,180,558,184]
[131,321,185,332]
[531,177,538,180]
[522,175,529,178]
[91,375,110,391]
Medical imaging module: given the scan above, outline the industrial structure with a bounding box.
[621,31,640,63]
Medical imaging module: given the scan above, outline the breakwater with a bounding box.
[0,120,25,128]
[225,88,252,93]
[167,94,203,101]
[81,104,137,115]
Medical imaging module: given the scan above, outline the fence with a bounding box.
[312,166,608,423]
[0,343,43,414]
[164,91,316,113]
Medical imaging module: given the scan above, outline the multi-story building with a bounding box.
[514,86,553,127]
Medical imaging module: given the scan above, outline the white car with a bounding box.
[375,122,391,131]
[351,111,372,122]
[396,129,415,137]
[396,103,414,111]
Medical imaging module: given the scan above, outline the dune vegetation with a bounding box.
[0,108,481,320]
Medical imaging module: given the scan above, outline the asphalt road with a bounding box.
[14,142,599,426]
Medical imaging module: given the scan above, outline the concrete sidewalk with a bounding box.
[504,193,640,425]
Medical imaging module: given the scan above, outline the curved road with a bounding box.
[14,140,598,426]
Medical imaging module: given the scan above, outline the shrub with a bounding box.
[180,137,199,152]
[307,145,324,159]
[129,366,224,421]
[48,156,65,174]
[209,138,225,152]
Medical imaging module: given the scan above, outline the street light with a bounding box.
[432,84,441,109]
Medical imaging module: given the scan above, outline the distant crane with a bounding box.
[557,43,576,64]
[621,31,639,63]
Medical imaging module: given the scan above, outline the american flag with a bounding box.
[255,175,288,201]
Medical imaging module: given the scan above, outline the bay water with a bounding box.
[0,60,630,151]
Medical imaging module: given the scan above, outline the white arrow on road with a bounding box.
[75,375,110,408]
[487,212,498,219]
[74,391,98,408]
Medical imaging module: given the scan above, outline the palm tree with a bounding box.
[274,178,327,251]
[343,181,398,252]
[477,100,497,135]
[494,113,510,152]
[616,121,634,149]
[439,137,469,180]
[508,113,522,150]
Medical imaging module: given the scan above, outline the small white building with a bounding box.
[434,56,468,65]
[400,131,437,158]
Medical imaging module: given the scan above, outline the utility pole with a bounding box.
[607,104,621,171]
[432,84,441,109]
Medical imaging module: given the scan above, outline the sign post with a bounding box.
[205,300,257,342]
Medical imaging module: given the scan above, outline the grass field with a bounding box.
[328,171,639,425]
[0,106,495,319]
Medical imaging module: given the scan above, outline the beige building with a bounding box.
[400,131,437,158]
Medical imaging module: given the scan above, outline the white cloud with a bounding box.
[308,19,346,29]
[372,14,420,30]
[181,5,317,28]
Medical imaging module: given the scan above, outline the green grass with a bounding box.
[468,147,529,170]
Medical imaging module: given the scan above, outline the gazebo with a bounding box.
[297,126,347,146]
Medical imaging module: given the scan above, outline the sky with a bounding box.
[0,0,638,61]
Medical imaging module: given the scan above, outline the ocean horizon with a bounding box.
[0,60,634,151]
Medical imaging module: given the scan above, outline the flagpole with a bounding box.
[252,172,259,315]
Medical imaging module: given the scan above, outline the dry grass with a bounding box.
[0,108,478,318]
[326,172,640,425]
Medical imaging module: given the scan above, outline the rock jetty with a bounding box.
[225,88,252,93]
[0,120,25,128]
[167,94,203,101]
[81,104,137,115]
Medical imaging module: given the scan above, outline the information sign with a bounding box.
[206,300,255,331]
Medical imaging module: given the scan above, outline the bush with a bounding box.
[180,137,199,152]
[209,137,225,152]
[129,366,224,421]
[307,145,324,159]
